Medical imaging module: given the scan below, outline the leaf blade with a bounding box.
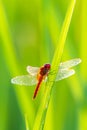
[33,0,76,130]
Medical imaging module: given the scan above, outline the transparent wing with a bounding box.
[59,58,81,70]
[11,75,38,86]
[11,58,81,86]
[26,66,39,76]
[55,69,75,81]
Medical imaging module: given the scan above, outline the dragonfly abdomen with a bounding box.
[33,75,43,99]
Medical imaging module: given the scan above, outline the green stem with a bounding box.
[33,0,76,130]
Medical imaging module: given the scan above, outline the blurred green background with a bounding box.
[0,0,87,130]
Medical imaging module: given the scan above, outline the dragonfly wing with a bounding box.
[27,66,39,76]
[11,75,38,86]
[59,58,81,70]
[55,69,75,81]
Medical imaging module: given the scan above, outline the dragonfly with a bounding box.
[11,58,81,99]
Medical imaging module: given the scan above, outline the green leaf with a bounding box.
[33,0,76,130]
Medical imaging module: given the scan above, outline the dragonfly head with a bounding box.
[44,64,51,71]
[40,64,51,76]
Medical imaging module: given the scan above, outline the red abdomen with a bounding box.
[33,75,43,99]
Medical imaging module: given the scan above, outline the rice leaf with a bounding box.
[33,0,76,130]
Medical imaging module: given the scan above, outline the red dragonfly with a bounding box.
[11,58,81,99]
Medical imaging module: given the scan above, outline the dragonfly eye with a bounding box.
[44,64,51,70]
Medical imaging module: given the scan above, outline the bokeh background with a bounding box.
[0,0,87,130]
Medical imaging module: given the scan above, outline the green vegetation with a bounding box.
[33,1,76,129]
[0,0,87,130]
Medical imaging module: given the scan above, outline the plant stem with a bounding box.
[33,0,76,130]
